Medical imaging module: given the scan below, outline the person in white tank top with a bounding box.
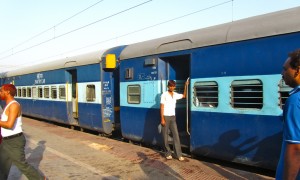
[0,84,45,180]
[1,100,23,137]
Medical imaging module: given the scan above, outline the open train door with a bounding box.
[159,54,191,149]
[66,69,79,125]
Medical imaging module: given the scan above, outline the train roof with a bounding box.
[120,6,300,60]
[3,50,105,77]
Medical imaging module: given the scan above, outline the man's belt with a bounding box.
[3,132,23,140]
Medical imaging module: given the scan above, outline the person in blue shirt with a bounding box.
[276,49,300,180]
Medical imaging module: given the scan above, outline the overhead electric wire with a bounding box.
[232,0,234,22]
[42,0,234,59]
[0,0,153,61]
[112,0,233,41]
[72,0,232,50]
[2,0,233,71]
[0,0,105,56]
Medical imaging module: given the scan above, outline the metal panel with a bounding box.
[120,6,300,60]
[4,50,105,77]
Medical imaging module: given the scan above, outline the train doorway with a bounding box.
[159,54,191,148]
[66,69,78,124]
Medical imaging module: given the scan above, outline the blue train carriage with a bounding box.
[118,6,300,169]
[0,45,126,134]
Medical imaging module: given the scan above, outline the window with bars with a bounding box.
[18,88,21,97]
[27,87,32,98]
[127,85,140,104]
[51,86,57,99]
[278,79,292,109]
[22,88,26,97]
[32,87,38,99]
[59,86,66,99]
[230,79,263,109]
[86,84,96,102]
[38,87,43,98]
[193,81,218,108]
[44,86,50,98]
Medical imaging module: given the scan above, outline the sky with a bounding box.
[0,0,300,73]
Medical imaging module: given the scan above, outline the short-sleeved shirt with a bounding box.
[160,91,183,116]
[276,86,300,180]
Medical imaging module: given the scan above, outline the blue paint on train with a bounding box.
[190,111,282,169]
[18,98,69,123]
[120,106,162,144]
[100,45,127,134]
[1,46,127,134]
[190,32,300,78]
[77,64,100,82]
[120,57,159,82]
[78,102,103,130]
[120,105,187,145]
[12,69,66,86]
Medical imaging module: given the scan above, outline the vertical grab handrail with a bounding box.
[186,77,190,135]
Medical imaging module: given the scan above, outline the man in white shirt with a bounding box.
[160,80,189,161]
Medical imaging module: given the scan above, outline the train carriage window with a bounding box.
[38,87,43,98]
[32,87,38,99]
[22,88,26,97]
[44,86,50,98]
[59,86,66,99]
[231,79,263,109]
[193,81,218,108]
[86,84,95,102]
[27,87,32,98]
[17,88,21,97]
[51,86,57,99]
[278,79,292,109]
[127,85,140,104]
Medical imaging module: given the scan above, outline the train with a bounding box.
[1,6,300,170]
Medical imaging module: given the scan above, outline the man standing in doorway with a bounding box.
[160,79,189,161]
[0,84,45,180]
[276,49,300,179]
